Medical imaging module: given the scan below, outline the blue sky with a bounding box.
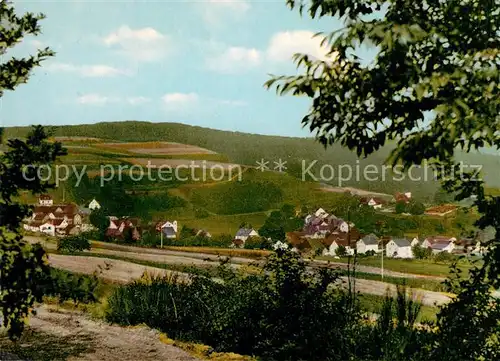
[2,0,374,137]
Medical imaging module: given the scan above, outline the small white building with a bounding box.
[314,208,329,218]
[161,221,178,233]
[39,221,56,237]
[324,240,355,256]
[88,199,101,210]
[386,238,413,258]
[410,238,421,247]
[356,234,379,254]
[235,228,259,242]
[38,195,53,206]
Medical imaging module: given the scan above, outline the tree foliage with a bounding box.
[259,204,303,241]
[266,0,500,358]
[0,1,65,340]
[57,235,91,254]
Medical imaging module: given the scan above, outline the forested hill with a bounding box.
[4,121,500,197]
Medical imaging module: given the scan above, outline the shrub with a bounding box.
[39,268,99,304]
[106,250,358,361]
[57,235,91,253]
[365,250,376,257]
[413,245,433,260]
[335,245,347,257]
[434,251,456,263]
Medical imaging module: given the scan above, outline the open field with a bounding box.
[127,158,243,171]
[96,141,217,155]
[319,256,474,278]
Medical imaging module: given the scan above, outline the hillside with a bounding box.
[5,121,500,200]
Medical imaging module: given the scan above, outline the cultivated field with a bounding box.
[97,142,217,155]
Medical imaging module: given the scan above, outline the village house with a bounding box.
[356,234,380,254]
[155,220,178,239]
[386,238,414,258]
[421,236,457,253]
[394,192,412,204]
[286,232,313,253]
[360,197,386,210]
[322,229,360,256]
[106,217,141,241]
[39,221,56,237]
[88,198,101,210]
[410,237,421,247]
[156,220,178,233]
[234,228,259,242]
[38,194,53,206]
[162,226,177,239]
[196,229,212,238]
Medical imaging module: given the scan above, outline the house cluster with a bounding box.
[105,216,142,241]
[23,195,99,237]
[358,192,412,210]
[286,207,489,258]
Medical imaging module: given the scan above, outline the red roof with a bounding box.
[394,192,411,203]
[39,194,52,200]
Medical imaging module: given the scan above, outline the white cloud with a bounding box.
[162,92,199,112]
[103,26,171,62]
[202,0,250,27]
[266,30,336,63]
[47,63,131,77]
[127,96,151,105]
[77,93,120,105]
[206,46,261,73]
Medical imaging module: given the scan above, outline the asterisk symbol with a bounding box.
[256,158,269,172]
[274,158,287,172]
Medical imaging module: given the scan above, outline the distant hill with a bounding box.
[5,121,500,200]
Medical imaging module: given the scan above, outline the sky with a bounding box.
[1,0,375,137]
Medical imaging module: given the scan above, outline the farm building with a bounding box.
[386,238,413,258]
[356,234,379,254]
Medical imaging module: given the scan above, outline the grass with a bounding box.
[173,212,270,236]
[163,246,271,259]
[357,293,438,322]
[339,270,448,292]
[320,255,473,278]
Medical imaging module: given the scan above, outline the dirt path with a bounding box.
[47,254,191,284]
[0,306,201,361]
[45,253,450,306]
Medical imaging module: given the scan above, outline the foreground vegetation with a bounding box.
[105,250,455,361]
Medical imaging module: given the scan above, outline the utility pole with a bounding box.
[381,246,384,281]
[160,228,163,248]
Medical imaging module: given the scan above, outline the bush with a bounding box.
[335,245,348,257]
[413,245,433,260]
[106,250,358,361]
[39,268,99,304]
[433,251,456,263]
[365,250,376,257]
[57,235,91,253]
